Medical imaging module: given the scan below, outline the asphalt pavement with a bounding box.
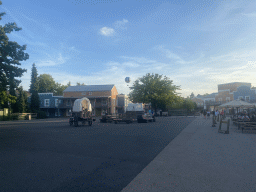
[121,115,256,192]
[0,116,195,192]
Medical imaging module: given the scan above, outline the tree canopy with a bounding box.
[30,63,40,112]
[0,0,29,108]
[128,73,181,112]
[38,74,56,93]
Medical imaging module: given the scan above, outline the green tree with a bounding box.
[190,92,195,99]
[0,1,29,109]
[128,73,180,113]
[30,63,40,112]
[38,74,56,93]
[0,91,16,107]
[76,82,85,86]
[183,98,195,112]
[16,86,29,113]
[54,83,68,96]
[37,74,69,95]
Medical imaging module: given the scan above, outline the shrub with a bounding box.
[37,111,47,119]
[11,114,19,120]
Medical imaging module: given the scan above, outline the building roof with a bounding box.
[62,96,111,99]
[196,93,218,99]
[218,82,251,86]
[63,85,115,92]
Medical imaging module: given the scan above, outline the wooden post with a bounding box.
[227,119,230,134]
[212,115,216,127]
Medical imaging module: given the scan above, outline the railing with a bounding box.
[11,113,37,120]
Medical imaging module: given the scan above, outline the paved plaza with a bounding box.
[122,116,256,192]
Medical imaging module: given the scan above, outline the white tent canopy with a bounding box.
[126,103,144,111]
[73,97,92,112]
[219,100,255,108]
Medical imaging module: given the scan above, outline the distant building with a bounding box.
[191,97,204,107]
[215,82,251,104]
[116,94,131,114]
[233,85,256,103]
[38,93,64,117]
[62,84,118,116]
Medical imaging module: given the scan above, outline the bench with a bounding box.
[239,122,256,133]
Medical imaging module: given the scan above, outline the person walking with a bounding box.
[207,111,210,118]
[203,110,207,118]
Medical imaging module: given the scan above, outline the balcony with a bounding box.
[95,102,109,108]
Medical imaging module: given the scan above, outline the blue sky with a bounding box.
[1,0,256,97]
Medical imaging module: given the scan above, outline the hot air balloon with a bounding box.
[125,77,131,86]
[125,77,131,83]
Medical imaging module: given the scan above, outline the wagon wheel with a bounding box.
[69,120,73,126]
[89,121,92,126]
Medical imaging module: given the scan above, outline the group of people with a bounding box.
[201,110,211,118]
[236,112,253,121]
[201,109,226,119]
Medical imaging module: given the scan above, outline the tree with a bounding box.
[37,74,69,95]
[55,83,68,96]
[76,82,85,86]
[0,91,16,108]
[38,74,56,93]
[128,73,180,113]
[190,92,195,99]
[16,86,29,113]
[30,63,40,112]
[0,1,29,108]
[183,98,196,112]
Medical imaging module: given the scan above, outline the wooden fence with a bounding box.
[11,113,37,120]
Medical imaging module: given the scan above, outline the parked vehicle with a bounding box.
[113,111,138,124]
[137,113,156,123]
[100,114,114,123]
[69,97,96,127]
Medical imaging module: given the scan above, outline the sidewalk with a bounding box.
[0,117,70,125]
[122,116,256,192]
[0,116,102,125]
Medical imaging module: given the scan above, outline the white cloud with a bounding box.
[99,19,128,37]
[36,53,68,67]
[100,27,115,36]
[114,19,128,29]
[242,12,256,18]
[120,56,156,64]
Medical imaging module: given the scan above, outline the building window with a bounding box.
[82,92,86,95]
[89,92,92,95]
[245,96,250,102]
[67,100,71,106]
[46,111,49,116]
[55,111,58,116]
[226,97,230,102]
[55,99,58,107]
[44,99,50,107]
[238,96,243,100]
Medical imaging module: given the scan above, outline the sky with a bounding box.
[1,0,256,97]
